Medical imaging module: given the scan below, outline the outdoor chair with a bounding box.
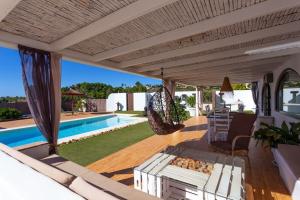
[213,108,230,141]
[211,113,257,156]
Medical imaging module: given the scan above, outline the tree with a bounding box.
[129,81,147,93]
[0,96,26,103]
[232,83,250,90]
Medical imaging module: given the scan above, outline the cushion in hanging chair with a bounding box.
[147,108,184,135]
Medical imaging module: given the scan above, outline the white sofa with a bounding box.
[273,144,300,200]
[0,143,158,200]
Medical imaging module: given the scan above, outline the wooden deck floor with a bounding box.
[87,116,291,200]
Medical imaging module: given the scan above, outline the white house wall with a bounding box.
[106,93,127,112]
[216,90,256,112]
[258,53,300,127]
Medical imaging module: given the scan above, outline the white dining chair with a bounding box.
[213,108,230,141]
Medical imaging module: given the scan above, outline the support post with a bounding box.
[196,86,204,116]
[195,87,199,117]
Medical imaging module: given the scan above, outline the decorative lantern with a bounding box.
[220,77,234,98]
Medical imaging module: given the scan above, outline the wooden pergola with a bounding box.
[0,0,299,86]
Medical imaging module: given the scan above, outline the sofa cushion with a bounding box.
[70,177,119,200]
[275,144,300,198]
[277,144,300,179]
[0,150,84,200]
[0,143,73,185]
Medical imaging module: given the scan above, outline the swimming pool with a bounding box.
[0,115,144,147]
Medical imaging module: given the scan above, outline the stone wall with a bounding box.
[0,101,30,115]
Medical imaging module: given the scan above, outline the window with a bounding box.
[276,69,300,118]
[262,83,271,116]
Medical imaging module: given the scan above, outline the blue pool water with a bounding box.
[0,115,136,147]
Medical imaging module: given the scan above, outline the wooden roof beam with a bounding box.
[177,70,271,83]
[0,31,119,69]
[0,0,21,22]
[179,75,260,83]
[149,48,298,77]
[134,33,300,73]
[51,0,178,51]
[0,31,159,79]
[169,58,285,79]
[130,22,300,71]
[92,0,300,62]
[178,76,261,85]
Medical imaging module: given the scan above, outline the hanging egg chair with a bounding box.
[147,69,184,135]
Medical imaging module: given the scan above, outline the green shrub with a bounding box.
[186,95,196,108]
[0,108,22,121]
[243,110,254,114]
[173,99,190,122]
[254,122,300,148]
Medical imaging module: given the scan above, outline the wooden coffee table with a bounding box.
[134,147,245,200]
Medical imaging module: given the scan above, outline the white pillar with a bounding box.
[195,87,199,117]
[195,86,204,116]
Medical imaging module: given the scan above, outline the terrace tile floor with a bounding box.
[88,116,291,200]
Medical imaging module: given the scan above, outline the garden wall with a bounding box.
[0,102,30,115]
[86,99,106,112]
[107,91,197,112]
[106,93,127,112]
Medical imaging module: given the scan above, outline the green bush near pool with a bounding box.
[0,108,22,121]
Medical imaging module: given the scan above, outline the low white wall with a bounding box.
[215,90,256,112]
[107,91,197,113]
[106,93,127,112]
[133,93,147,111]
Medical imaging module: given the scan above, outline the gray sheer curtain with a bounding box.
[251,81,259,115]
[19,45,61,154]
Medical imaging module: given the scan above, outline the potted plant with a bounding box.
[254,121,300,169]
[75,99,86,112]
[254,122,300,148]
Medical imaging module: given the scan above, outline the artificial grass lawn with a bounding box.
[115,111,145,117]
[58,122,154,166]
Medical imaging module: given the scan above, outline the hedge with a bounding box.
[0,108,22,121]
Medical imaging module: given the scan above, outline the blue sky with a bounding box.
[0,47,160,96]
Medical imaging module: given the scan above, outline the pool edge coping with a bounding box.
[58,117,148,144]
[0,114,148,147]
[0,113,141,132]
